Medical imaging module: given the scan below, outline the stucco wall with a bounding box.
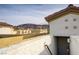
[49,13,79,36]
[49,13,79,55]
[0,27,16,34]
[70,36,79,55]
[0,35,54,55]
[17,29,31,34]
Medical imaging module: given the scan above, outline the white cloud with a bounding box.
[0,15,48,25]
[0,4,69,25]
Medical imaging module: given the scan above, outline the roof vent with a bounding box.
[67,4,76,8]
[68,4,74,7]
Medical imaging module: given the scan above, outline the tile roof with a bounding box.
[45,4,79,22]
[0,22,13,27]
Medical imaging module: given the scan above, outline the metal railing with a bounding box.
[44,44,53,55]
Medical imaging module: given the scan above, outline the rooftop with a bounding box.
[45,4,79,22]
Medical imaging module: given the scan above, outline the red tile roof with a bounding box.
[45,4,79,22]
[0,22,13,27]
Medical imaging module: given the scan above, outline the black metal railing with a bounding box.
[44,44,53,55]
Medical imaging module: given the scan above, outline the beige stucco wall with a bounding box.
[40,29,48,34]
[0,27,16,34]
[17,29,31,34]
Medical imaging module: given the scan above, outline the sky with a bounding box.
[0,4,78,26]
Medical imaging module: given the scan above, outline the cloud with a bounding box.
[0,4,70,25]
[0,15,48,25]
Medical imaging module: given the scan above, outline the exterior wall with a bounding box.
[32,29,40,34]
[0,27,16,34]
[40,29,48,34]
[0,35,54,55]
[17,29,31,35]
[26,29,32,34]
[49,13,79,55]
[50,13,79,36]
[17,28,48,35]
[70,36,79,55]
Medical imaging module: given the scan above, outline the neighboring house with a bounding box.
[38,25,49,34]
[0,22,16,35]
[45,4,79,55]
[17,28,32,35]
[17,24,49,34]
[39,28,48,34]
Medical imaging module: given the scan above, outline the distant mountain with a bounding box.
[17,24,49,29]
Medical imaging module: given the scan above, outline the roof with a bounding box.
[45,4,79,22]
[0,22,13,27]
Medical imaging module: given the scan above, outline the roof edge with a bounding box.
[45,4,79,22]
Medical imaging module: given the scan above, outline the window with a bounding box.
[73,18,76,21]
[65,26,68,29]
[73,26,77,29]
[65,19,68,22]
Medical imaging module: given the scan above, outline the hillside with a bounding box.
[17,24,49,29]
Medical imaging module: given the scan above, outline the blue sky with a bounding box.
[0,4,78,25]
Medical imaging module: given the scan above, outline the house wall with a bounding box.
[40,29,48,34]
[50,13,79,36]
[17,29,31,35]
[0,27,16,34]
[70,36,79,55]
[49,13,79,55]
